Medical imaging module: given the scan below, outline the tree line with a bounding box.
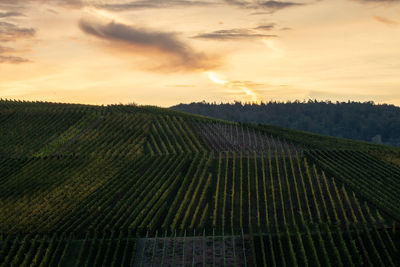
[172,100,400,147]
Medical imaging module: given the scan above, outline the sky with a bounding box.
[0,0,399,107]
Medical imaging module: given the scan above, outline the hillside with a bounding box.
[171,101,400,147]
[1,99,400,266]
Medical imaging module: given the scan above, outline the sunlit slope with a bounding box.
[0,100,399,266]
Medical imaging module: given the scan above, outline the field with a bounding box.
[0,100,399,266]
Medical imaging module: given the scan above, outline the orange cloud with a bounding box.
[373,15,398,26]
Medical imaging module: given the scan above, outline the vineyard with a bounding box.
[0,99,399,266]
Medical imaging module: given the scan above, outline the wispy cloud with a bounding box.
[0,0,216,12]
[0,22,35,63]
[354,0,400,3]
[1,0,306,12]
[79,18,219,72]
[0,45,14,53]
[54,0,85,8]
[0,0,84,9]
[0,45,30,64]
[0,55,30,64]
[258,0,304,9]
[373,15,398,26]
[96,0,214,11]
[254,23,276,31]
[0,22,35,42]
[224,0,248,7]
[350,0,400,7]
[193,28,277,40]
[224,0,305,11]
[0,11,24,18]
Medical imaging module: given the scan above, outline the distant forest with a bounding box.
[172,100,400,147]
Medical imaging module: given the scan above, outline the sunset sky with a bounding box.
[0,0,399,106]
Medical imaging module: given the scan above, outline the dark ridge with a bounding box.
[171,100,400,147]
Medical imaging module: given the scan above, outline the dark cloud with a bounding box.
[258,0,303,9]
[79,19,219,72]
[0,22,35,42]
[0,11,24,18]
[79,19,189,56]
[355,0,400,2]
[0,0,306,12]
[0,0,84,9]
[350,0,400,6]
[193,28,277,40]
[224,0,248,7]
[96,0,214,11]
[0,0,214,11]
[224,0,305,10]
[56,0,84,8]
[254,23,276,30]
[0,55,30,64]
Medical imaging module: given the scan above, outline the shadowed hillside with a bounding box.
[0,99,399,266]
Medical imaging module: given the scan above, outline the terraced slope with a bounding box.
[0,99,399,266]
